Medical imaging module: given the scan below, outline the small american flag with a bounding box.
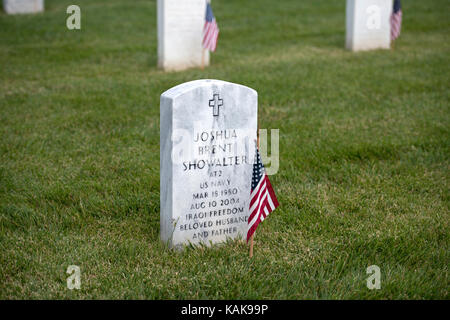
[391,0,402,41]
[247,148,279,242]
[202,2,219,52]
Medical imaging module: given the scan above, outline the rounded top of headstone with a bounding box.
[161,79,257,100]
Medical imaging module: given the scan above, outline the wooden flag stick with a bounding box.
[201,49,205,70]
[249,233,254,258]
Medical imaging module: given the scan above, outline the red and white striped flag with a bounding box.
[203,2,219,52]
[247,148,279,242]
[391,0,402,41]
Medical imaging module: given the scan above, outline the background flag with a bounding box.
[247,148,279,242]
[391,0,402,41]
[202,2,219,52]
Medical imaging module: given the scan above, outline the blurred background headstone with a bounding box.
[3,0,44,14]
[157,0,208,71]
[346,0,393,51]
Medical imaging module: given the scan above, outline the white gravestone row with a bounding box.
[346,0,393,51]
[157,0,395,70]
[160,79,257,248]
[157,0,209,71]
[3,0,43,14]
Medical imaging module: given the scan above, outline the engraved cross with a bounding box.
[209,94,223,117]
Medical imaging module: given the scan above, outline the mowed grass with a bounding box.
[0,0,448,299]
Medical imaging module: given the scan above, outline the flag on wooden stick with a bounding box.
[247,148,279,242]
[202,2,219,52]
[391,0,402,41]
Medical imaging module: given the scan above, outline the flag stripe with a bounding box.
[248,182,267,223]
[390,1,402,41]
[265,176,279,208]
[203,23,217,50]
[267,191,276,211]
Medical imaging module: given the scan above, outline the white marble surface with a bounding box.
[346,0,392,51]
[160,80,258,248]
[3,0,43,14]
[157,0,209,71]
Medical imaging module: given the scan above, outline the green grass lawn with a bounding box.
[0,0,448,299]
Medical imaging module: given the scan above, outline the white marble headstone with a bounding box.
[157,0,209,71]
[346,0,393,51]
[3,0,43,14]
[160,79,257,248]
